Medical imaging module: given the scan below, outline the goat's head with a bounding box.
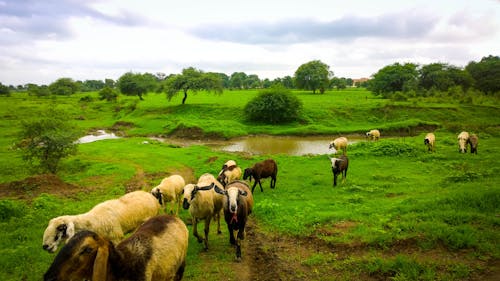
[151,187,163,205]
[43,217,76,253]
[243,168,253,182]
[214,185,247,214]
[44,230,108,281]
[182,183,214,209]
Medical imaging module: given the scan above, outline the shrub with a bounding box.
[15,108,80,173]
[98,86,119,102]
[244,86,302,124]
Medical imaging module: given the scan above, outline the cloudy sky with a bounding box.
[1,0,499,85]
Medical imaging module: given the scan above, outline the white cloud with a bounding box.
[0,0,498,85]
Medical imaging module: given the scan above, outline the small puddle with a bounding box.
[76,130,120,144]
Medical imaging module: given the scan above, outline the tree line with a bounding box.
[0,55,498,103]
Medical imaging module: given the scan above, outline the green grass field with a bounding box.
[0,89,499,280]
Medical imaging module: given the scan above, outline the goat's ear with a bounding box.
[214,185,227,195]
[92,241,109,281]
[239,190,247,197]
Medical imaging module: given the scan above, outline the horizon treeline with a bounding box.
[0,55,498,97]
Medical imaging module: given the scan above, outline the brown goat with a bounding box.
[330,155,349,187]
[44,215,188,281]
[214,181,254,261]
[468,134,479,154]
[243,159,278,193]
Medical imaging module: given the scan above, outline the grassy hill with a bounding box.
[0,89,499,280]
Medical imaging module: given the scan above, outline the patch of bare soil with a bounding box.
[0,174,91,201]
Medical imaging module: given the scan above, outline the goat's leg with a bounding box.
[251,181,258,193]
[203,217,211,250]
[193,218,203,243]
[258,180,264,192]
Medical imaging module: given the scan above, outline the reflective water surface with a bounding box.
[77,130,120,144]
[218,135,363,156]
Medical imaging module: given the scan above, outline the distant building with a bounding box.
[352,78,370,87]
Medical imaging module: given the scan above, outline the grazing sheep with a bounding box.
[424,133,436,152]
[468,134,479,154]
[329,137,348,155]
[458,131,470,153]
[151,174,186,215]
[366,129,381,141]
[44,215,188,281]
[182,174,224,250]
[329,155,349,187]
[214,181,254,261]
[243,159,278,193]
[217,160,242,187]
[42,190,161,253]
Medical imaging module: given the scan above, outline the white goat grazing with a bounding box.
[151,174,186,215]
[458,131,470,153]
[44,215,188,281]
[217,160,242,187]
[329,137,348,155]
[424,133,436,152]
[366,129,381,141]
[42,190,161,253]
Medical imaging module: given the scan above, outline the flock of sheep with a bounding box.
[327,129,479,187]
[42,159,278,281]
[41,129,479,280]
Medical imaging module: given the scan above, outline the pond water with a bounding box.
[153,135,365,156]
[217,135,363,156]
[76,130,120,144]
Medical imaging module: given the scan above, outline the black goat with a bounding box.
[329,155,348,187]
[243,159,278,193]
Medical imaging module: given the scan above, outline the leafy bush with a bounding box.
[0,200,24,221]
[244,86,302,124]
[98,87,118,101]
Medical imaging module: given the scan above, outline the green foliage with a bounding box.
[419,63,473,92]
[163,67,223,104]
[98,86,118,102]
[117,72,157,100]
[16,108,80,173]
[294,60,331,94]
[369,62,419,97]
[0,82,10,96]
[48,78,79,95]
[466,55,500,95]
[244,86,302,124]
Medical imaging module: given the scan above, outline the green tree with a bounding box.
[245,74,261,89]
[117,72,157,100]
[294,60,332,94]
[49,78,79,95]
[466,55,500,95]
[229,72,248,89]
[163,67,223,104]
[419,63,472,92]
[0,82,10,96]
[244,85,302,124]
[16,108,80,173]
[369,62,418,97]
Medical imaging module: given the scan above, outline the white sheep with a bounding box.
[44,215,189,281]
[458,131,470,153]
[217,160,242,187]
[424,132,436,152]
[151,174,186,215]
[182,173,224,250]
[329,137,348,155]
[42,190,161,253]
[366,129,381,141]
